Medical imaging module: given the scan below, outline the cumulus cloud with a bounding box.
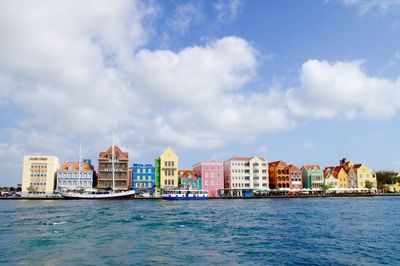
[287,60,400,120]
[0,0,294,185]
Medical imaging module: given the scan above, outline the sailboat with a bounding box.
[60,131,135,199]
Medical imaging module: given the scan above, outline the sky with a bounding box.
[1,0,400,186]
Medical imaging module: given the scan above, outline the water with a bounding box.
[1,197,399,265]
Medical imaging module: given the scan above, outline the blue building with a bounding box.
[56,160,94,191]
[131,164,155,191]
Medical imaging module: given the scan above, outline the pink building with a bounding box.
[192,160,224,197]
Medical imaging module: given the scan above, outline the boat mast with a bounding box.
[78,142,81,190]
[112,125,115,192]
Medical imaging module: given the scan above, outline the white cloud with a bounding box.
[339,0,400,14]
[287,60,400,120]
[214,0,243,23]
[0,0,294,185]
[170,2,204,33]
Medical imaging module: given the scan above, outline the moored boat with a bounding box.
[162,189,209,200]
[59,189,135,199]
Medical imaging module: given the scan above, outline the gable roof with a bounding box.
[288,164,300,172]
[99,146,128,160]
[159,146,178,158]
[303,164,321,171]
[179,170,198,179]
[59,162,93,172]
[268,160,287,167]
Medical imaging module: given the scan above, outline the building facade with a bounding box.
[21,155,60,197]
[224,157,269,196]
[131,164,155,190]
[301,165,324,189]
[192,160,224,197]
[354,163,377,189]
[155,147,179,192]
[179,170,202,190]
[56,161,94,191]
[323,167,338,189]
[97,146,130,190]
[268,161,291,190]
[289,164,302,190]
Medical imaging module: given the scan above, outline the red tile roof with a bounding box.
[59,162,92,172]
[303,164,321,171]
[288,164,300,172]
[99,146,128,160]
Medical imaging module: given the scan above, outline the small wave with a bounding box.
[52,222,67,225]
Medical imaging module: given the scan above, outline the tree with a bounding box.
[375,171,397,189]
[321,183,331,193]
[26,185,37,193]
[365,180,374,189]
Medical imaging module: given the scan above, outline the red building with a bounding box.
[97,146,131,190]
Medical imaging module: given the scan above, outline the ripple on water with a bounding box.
[0,197,399,265]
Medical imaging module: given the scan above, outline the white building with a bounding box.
[21,155,60,197]
[223,157,269,196]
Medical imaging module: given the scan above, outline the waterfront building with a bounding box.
[301,165,324,189]
[179,170,202,190]
[192,160,224,197]
[131,164,155,190]
[289,164,302,191]
[56,161,94,191]
[223,157,268,196]
[268,161,291,190]
[326,166,348,189]
[383,182,400,192]
[339,159,358,188]
[21,155,60,197]
[353,163,377,189]
[323,167,338,189]
[155,147,179,193]
[97,146,130,190]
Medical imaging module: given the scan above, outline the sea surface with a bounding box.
[1,197,399,265]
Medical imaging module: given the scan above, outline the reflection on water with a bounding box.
[0,197,399,265]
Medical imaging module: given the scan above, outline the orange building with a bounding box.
[97,146,131,190]
[268,161,291,189]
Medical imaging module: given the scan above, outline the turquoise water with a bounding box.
[1,197,399,265]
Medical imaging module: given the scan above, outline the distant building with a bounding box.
[21,155,60,197]
[97,146,130,190]
[155,147,179,194]
[289,164,302,190]
[192,160,224,197]
[224,157,268,197]
[353,163,377,189]
[56,161,94,191]
[268,161,291,190]
[323,167,338,189]
[301,165,324,189]
[131,164,155,190]
[179,170,202,190]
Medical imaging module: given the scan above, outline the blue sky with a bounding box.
[0,0,400,186]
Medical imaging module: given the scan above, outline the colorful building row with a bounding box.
[20,145,378,197]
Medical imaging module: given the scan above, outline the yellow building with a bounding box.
[354,163,377,189]
[155,147,179,191]
[333,166,349,189]
[384,182,400,192]
[21,155,60,197]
